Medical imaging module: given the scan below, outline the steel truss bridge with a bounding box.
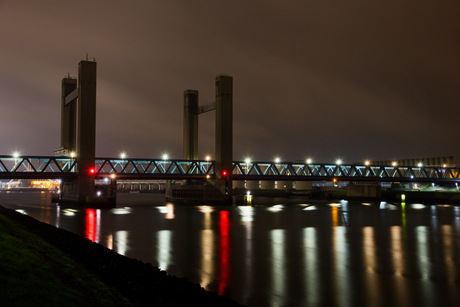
[0,155,459,183]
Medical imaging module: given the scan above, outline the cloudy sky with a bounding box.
[1,1,459,164]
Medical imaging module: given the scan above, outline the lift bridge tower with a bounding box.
[166,75,233,204]
[58,60,114,206]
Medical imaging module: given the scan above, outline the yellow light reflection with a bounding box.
[165,203,175,219]
[363,227,379,303]
[331,206,339,227]
[200,209,214,288]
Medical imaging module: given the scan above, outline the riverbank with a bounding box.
[0,205,242,306]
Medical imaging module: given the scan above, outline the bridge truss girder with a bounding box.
[0,156,459,183]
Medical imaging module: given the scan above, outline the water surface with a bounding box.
[1,192,460,306]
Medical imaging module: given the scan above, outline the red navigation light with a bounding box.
[89,167,96,175]
[222,170,228,177]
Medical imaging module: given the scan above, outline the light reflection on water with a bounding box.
[2,192,460,306]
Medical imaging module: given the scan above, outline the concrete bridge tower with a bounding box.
[59,60,100,205]
[168,75,233,203]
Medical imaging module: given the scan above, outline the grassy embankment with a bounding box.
[0,213,132,306]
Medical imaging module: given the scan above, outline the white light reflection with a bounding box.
[415,226,430,280]
[199,205,213,214]
[238,206,254,223]
[238,206,253,298]
[270,229,286,306]
[157,230,172,271]
[268,204,284,212]
[340,199,349,211]
[112,207,132,215]
[333,226,349,303]
[363,227,379,303]
[62,208,78,216]
[390,226,408,305]
[379,202,399,210]
[441,225,457,283]
[56,205,60,228]
[303,227,320,304]
[115,230,129,256]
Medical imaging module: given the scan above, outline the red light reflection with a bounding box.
[85,209,99,242]
[218,211,230,295]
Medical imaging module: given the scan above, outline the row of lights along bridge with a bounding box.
[9,151,445,169]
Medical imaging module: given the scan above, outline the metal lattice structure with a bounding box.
[0,155,459,182]
[0,155,76,179]
[232,161,460,182]
[94,158,214,179]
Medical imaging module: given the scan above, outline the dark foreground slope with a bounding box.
[0,205,242,306]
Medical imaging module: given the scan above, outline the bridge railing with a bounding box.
[232,161,460,182]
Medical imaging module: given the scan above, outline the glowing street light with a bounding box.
[274,157,281,164]
[306,158,312,164]
[162,153,169,160]
[417,162,423,168]
[13,152,20,159]
[364,160,370,166]
[120,152,126,160]
[336,159,342,165]
[392,161,398,167]
[205,155,211,161]
[70,151,76,158]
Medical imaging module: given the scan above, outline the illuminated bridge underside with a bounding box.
[0,156,459,183]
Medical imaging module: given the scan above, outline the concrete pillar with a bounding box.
[261,181,275,189]
[246,180,259,189]
[215,76,233,195]
[77,60,97,200]
[183,90,198,160]
[61,78,77,152]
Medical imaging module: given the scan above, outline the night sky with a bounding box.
[1,1,459,164]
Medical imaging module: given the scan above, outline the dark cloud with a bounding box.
[1,0,459,164]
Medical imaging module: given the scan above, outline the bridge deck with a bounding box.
[0,155,459,183]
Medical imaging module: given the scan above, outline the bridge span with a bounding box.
[1,155,459,183]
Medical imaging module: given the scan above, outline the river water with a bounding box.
[1,191,460,306]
